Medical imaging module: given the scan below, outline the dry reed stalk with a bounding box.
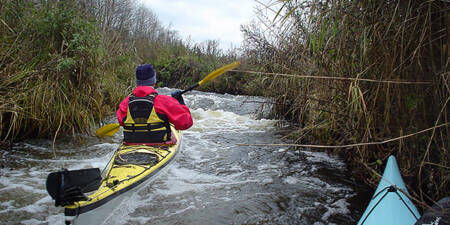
[231,70,434,84]
[418,96,450,201]
[238,122,449,149]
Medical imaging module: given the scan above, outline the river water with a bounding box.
[0,88,363,225]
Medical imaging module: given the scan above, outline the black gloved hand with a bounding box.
[171,90,185,105]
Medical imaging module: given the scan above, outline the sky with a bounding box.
[139,0,259,51]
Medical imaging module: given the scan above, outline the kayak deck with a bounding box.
[358,155,421,225]
[64,127,181,224]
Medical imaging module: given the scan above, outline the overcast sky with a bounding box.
[139,0,259,51]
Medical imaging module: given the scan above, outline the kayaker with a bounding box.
[116,64,193,144]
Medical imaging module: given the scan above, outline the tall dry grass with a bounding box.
[242,0,449,207]
[0,0,130,141]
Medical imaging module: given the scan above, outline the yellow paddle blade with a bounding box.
[96,123,120,137]
[198,61,240,86]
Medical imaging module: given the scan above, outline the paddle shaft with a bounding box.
[174,61,240,97]
[178,83,199,96]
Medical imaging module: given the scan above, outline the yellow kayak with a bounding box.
[47,126,181,225]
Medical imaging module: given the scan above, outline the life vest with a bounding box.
[122,93,171,143]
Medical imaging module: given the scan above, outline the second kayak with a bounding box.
[358,155,421,225]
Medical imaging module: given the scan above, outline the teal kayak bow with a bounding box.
[358,155,421,225]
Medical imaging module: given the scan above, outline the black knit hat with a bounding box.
[136,64,156,86]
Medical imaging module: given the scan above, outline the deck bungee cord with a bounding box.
[76,145,174,206]
[357,156,421,225]
[359,185,420,225]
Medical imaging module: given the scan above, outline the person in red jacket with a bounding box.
[116,64,193,145]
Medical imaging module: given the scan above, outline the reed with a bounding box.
[0,0,130,141]
[242,0,449,207]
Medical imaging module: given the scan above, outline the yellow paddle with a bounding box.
[177,61,240,95]
[95,61,240,137]
[95,123,120,137]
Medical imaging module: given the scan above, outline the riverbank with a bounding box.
[240,0,449,210]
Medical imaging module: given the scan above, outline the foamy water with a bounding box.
[0,89,358,224]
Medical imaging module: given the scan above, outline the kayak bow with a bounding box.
[358,155,421,225]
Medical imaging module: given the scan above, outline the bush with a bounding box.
[0,0,128,140]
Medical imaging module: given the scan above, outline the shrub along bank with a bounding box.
[0,0,131,141]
